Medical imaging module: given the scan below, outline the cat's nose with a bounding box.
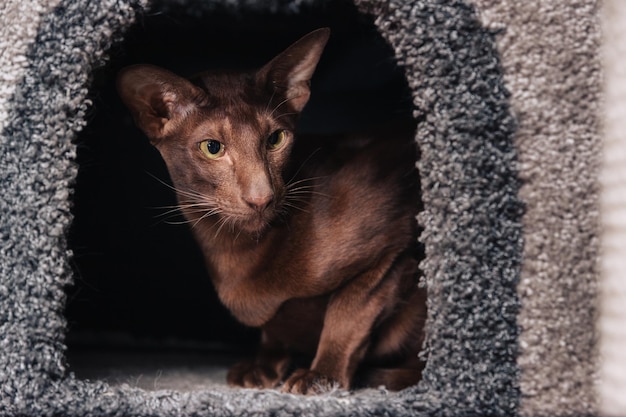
[244,192,274,212]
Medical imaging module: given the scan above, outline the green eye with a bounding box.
[267,130,287,150]
[199,140,225,159]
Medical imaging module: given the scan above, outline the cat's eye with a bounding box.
[199,139,225,159]
[267,130,288,150]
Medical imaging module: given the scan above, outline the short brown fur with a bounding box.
[117,28,426,394]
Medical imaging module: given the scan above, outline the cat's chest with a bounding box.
[262,295,328,355]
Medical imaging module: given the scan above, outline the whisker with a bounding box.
[284,149,324,189]
[152,204,209,219]
[149,210,190,227]
[148,204,186,210]
[274,112,299,121]
[152,208,184,219]
[163,219,198,226]
[191,208,223,229]
[286,184,317,192]
[174,202,221,212]
[268,93,300,118]
[213,216,230,239]
[145,172,224,224]
[264,88,277,115]
[283,202,309,213]
[150,199,222,224]
[268,91,309,119]
[286,175,327,189]
[268,96,292,118]
[146,171,212,202]
[288,190,333,198]
[283,192,311,211]
[233,227,243,244]
[157,207,222,227]
[286,182,334,199]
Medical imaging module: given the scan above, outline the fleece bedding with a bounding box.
[0,0,606,416]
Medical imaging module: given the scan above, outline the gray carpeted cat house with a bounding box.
[1,0,614,415]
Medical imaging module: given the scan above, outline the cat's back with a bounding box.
[292,119,419,218]
[285,120,421,279]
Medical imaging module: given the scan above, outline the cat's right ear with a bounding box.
[257,28,330,113]
[117,65,206,143]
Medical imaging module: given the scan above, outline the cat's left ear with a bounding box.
[258,28,330,113]
[117,64,206,143]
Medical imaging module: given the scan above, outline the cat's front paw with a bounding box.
[227,360,283,389]
[281,369,342,395]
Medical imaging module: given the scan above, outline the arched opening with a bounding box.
[65,1,419,391]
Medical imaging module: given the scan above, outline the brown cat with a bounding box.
[117,28,426,394]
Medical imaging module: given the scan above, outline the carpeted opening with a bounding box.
[2,0,529,413]
[1,0,606,411]
[65,1,418,391]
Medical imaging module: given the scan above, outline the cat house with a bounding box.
[1,0,618,415]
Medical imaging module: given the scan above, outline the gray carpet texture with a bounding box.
[0,0,603,416]
[468,2,602,416]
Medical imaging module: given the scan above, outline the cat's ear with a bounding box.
[258,28,330,113]
[117,65,206,143]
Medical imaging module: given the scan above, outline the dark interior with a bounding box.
[65,0,415,384]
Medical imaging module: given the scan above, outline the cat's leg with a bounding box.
[356,283,427,391]
[227,330,291,389]
[281,252,400,395]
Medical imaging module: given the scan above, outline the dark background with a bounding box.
[65,1,414,354]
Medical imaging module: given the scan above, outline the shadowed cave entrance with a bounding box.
[66,1,418,391]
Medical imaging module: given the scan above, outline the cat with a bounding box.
[117,27,426,394]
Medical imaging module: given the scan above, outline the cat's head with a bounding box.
[117,28,330,234]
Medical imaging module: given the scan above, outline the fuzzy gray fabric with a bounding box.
[0,0,601,416]
[468,1,602,416]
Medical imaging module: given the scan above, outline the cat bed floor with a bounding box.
[68,348,238,391]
